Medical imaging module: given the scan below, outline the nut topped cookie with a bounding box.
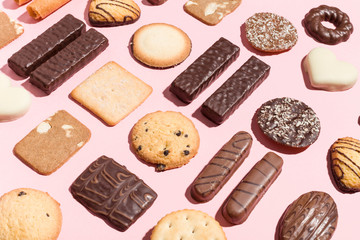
[131,111,200,171]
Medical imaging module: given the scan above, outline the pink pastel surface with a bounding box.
[1,0,359,239]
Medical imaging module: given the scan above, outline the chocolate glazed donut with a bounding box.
[304,5,353,45]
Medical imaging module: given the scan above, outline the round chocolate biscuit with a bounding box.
[257,97,320,148]
[131,23,191,68]
[245,12,298,53]
[304,5,353,45]
[330,137,360,193]
[277,191,338,240]
[131,111,200,171]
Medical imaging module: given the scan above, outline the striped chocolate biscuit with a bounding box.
[191,131,252,202]
[222,152,283,224]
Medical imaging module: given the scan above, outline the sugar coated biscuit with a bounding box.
[131,23,191,68]
[131,111,200,171]
[14,110,91,175]
[245,12,298,52]
[0,73,31,121]
[151,209,226,240]
[0,10,24,49]
[304,47,358,91]
[0,188,62,240]
[331,137,360,193]
[184,0,241,26]
[71,61,152,126]
[88,0,141,27]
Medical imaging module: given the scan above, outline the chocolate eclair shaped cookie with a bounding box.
[330,137,360,193]
[131,111,200,171]
[88,0,140,27]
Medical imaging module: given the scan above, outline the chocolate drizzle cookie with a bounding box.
[304,5,353,45]
[131,111,200,171]
[257,97,320,148]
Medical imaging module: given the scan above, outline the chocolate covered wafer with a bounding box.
[222,152,283,224]
[8,14,85,78]
[191,131,252,202]
[30,28,108,94]
[170,37,240,103]
[201,56,270,124]
[70,155,157,232]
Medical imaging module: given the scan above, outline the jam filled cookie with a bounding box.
[304,5,353,45]
[131,111,200,171]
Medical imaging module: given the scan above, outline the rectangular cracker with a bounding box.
[71,61,153,126]
[14,110,91,175]
[0,10,24,49]
[184,0,242,26]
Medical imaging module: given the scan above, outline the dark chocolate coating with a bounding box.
[201,56,270,124]
[304,5,353,45]
[222,152,283,224]
[147,0,167,5]
[170,37,240,103]
[190,131,252,202]
[8,14,85,77]
[257,97,321,148]
[70,156,157,232]
[29,28,108,94]
[277,191,338,240]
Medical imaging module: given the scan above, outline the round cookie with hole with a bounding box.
[0,188,62,240]
[151,209,226,240]
[131,111,200,171]
[131,23,191,68]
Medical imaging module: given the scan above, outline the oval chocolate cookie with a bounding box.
[257,97,320,148]
[131,111,200,171]
[277,191,338,240]
[330,137,360,193]
[245,12,298,53]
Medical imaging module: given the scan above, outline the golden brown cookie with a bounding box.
[0,10,24,49]
[151,209,226,240]
[131,111,200,171]
[131,23,191,68]
[331,137,360,193]
[184,0,241,26]
[245,12,298,53]
[0,188,62,240]
[88,0,141,27]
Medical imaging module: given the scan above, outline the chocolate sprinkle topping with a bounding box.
[163,150,169,156]
[18,191,26,196]
[184,150,190,155]
[137,145,142,151]
[175,131,181,136]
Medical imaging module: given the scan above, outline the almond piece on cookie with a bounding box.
[0,10,24,49]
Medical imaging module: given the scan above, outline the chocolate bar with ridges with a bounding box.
[29,28,108,94]
[222,152,283,224]
[190,131,252,202]
[8,14,85,77]
[276,191,338,240]
[70,155,157,232]
[201,56,270,124]
[170,37,240,103]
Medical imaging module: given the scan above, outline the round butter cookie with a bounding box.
[131,111,199,171]
[131,23,191,68]
[151,209,226,240]
[0,188,62,240]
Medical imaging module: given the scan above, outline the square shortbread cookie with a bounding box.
[71,61,153,126]
[14,110,91,175]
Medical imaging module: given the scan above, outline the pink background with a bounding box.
[1,0,360,239]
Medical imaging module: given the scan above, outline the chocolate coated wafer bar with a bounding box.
[70,155,157,232]
[222,152,283,224]
[201,56,270,124]
[170,37,240,103]
[191,131,252,202]
[30,28,108,94]
[8,14,85,77]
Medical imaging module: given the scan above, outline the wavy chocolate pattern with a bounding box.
[29,28,108,94]
[331,137,360,192]
[89,0,140,27]
[277,191,338,240]
[8,14,85,77]
[190,131,252,202]
[70,156,157,232]
[222,152,283,224]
